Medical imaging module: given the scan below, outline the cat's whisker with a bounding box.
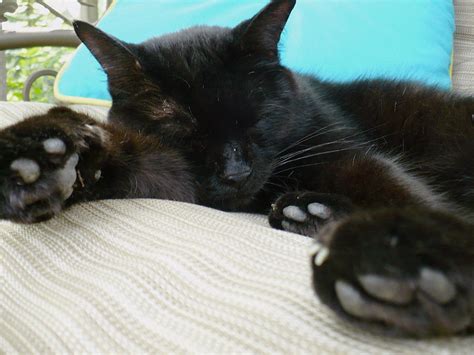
[275,137,365,166]
[275,123,348,156]
[276,139,360,164]
[275,134,392,169]
[274,146,366,171]
[275,122,389,160]
[276,134,356,161]
[263,181,287,190]
[274,162,327,175]
[261,104,294,116]
[172,75,191,89]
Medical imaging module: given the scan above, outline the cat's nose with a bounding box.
[221,168,252,185]
[220,141,252,186]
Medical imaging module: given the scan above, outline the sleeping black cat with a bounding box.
[1,0,473,337]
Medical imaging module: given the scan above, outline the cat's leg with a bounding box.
[427,139,474,211]
[312,208,474,337]
[268,153,473,336]
[269,153,453,236]
[0,107,194,223]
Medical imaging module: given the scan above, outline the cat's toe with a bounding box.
[333,274,470,336]
[268,192,352,237]
[419,267,456,304]
[43,138,67,155]
[54,153,79,199]
[356,268,458,308]
[10,158,41,184]
[307,202,332,219]
[357,274,414,304]
[335,280,384,319]
[282,205,308,222]
[332,279,435,336]
[279,204,313,233]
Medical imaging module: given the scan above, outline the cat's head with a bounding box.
[74,0,302,210]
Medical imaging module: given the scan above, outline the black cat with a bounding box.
[1,0,473,337]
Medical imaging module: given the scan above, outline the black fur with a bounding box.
[1,0,473,337]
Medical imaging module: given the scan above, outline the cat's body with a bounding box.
[1,0,473,338]
[208,74,474,215]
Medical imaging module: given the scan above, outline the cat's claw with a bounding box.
[311,208,474,337]
[269,192,353,237]
[310,242,330,267]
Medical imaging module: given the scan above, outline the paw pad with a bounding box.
[358,274,414,304]
[307,202,331,219]
[55,153,79,199]
[332,268,457,324]
[282,205,307,222]
[335,280,374,319]
[43,138,66,154]
[419,267,456,304]
[10,159,40,184]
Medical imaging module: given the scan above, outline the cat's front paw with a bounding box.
[312,208,474,337]
[0,135,80,223]
[268,192,353,237]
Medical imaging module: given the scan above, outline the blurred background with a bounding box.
[0,0,111,102]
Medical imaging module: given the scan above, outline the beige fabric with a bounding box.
[1,103,474,353]
[453,0,474,94]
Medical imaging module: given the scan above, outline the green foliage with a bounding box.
[5,0,74,103]
[7,46,73,102]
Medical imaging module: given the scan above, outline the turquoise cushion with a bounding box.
[55,0,455,105]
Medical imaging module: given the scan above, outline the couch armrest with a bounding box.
[453,0,474,94]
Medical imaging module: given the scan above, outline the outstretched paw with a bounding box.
[0,108,107,223]
[1,136,80,223]
[311,208,474,337]
[268,192,353,237]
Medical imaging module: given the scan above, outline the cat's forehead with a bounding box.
[140,26,234,70]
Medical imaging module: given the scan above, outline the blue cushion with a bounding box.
[55,0,455,106]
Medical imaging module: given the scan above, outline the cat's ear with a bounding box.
[235,0,296,59]
[73,21,143,94]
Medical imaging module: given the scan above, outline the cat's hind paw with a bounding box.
[312,208,474,337]
[268,192,353,237]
